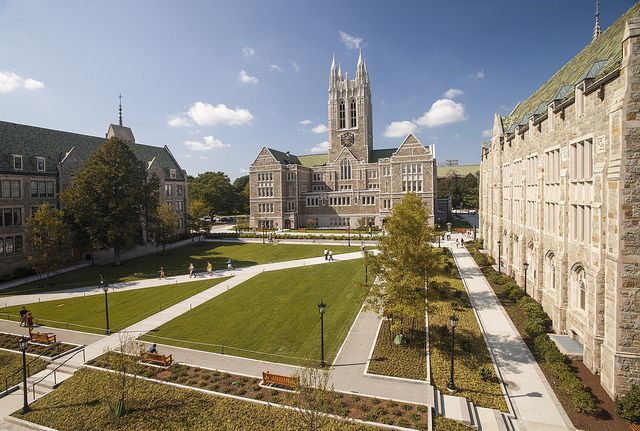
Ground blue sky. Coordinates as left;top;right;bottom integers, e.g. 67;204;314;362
0;0;635;179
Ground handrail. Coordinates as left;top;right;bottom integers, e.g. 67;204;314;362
31;346;85;400
3;341;67;394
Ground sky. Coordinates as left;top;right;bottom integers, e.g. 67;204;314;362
0;0;636;180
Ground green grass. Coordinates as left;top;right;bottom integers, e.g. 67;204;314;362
0;278;228;334
0;351;48;390
141;259;366;366
1;242;356;295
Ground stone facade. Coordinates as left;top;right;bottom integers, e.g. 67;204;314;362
249;54;436;230
0;120;188;277
479;10;640;398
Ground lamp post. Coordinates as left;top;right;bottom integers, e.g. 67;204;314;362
19;336;29;413
347;225;351;247
497;240;503;274
318;301;326;368
523;262;529;295
100;274;110;335
447;314;459;393
473;225;477;241
262;221;265;244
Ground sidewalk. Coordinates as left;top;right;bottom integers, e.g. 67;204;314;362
450;244;574;430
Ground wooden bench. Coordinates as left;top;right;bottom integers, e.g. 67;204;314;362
140;351;173;367
262;371;299;390
30;332;56;344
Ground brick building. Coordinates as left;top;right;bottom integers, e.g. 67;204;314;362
479;4;640;397
249;52;437;229
0;119;188;277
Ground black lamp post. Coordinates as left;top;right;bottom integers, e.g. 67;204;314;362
497;240;503;274
19;336;29;413
437;224;441;248
347;225;351;247
262;221;265;244
100;274;110;335
523;262;529;295
474;225;477;241
447;314;459;393
318;301;326;368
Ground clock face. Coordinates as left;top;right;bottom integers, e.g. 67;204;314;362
341;133;355;147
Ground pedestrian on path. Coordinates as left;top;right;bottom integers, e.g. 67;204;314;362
227;259;234;271
159;267;165;279
188;263;195;278
329;250;333;261
26;312;34;337
324;248;328;260
207;261;213;277
455;238;459;248
19;306;28;327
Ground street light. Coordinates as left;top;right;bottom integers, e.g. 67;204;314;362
447;314;459;393
100;274;110;335
523;262;529;295
318;301;326;368
19;336;29;414
262;221;265;244
473;225;477;241
497;240;503;274
347;225;351;247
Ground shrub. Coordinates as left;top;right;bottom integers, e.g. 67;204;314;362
508;286;525;302
616;385;640;424
479;365;495;382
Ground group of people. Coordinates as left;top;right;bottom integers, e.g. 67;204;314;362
158;259;236;280
455;237;466;248
19;306;34;335
323;249;334;261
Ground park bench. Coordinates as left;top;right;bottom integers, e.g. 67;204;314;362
140;351;173;367
262;371;299;390
30;332;56;344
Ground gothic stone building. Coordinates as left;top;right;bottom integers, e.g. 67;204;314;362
249;53;436;230
0;120;188;278
479;4;640;398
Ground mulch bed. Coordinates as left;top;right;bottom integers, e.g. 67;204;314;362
0;332;78;357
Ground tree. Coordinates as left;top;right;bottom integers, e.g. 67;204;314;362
364;193;442;338
286;367;342;431
187;199;211;244
188;171;237;218
460;172;479;209
24;203;71;282
60;137;157;265
233;175;250;214
99;334;142;417
151;202;179;254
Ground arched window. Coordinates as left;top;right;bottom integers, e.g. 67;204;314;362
340;159;351;180
545;251;555;291
572;265;586;310
339;100;346;129
350;99;357;128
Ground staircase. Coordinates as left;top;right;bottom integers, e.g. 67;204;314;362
432;387;518;431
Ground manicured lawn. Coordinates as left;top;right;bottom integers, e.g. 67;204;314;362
141;259;366;366
0;242;356;295
14;369;374;431
1;351;49;390
0;278;228;334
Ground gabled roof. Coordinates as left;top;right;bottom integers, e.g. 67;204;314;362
504;2;640;131
107;124;135;143
267;148;300;165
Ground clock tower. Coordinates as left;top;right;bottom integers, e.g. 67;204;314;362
328;50;373;162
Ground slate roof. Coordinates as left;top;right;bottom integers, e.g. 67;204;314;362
267;148;300;165
369;148;397;162
0;120;185;180
503;2;640;133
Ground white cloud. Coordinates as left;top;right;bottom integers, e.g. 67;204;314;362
184;135;231;152
482;129;492;138
199;156;209;160
383;121;417;138
291;60;300;73
469;70;485;80
339;30;363;49
311;123;328;134
184;154;192;158
269;64;284;73
242;46;255;57
0;71;45;93
310;141;330;154
239;167;249;173
237;70;258;85
443;88;463;99
416;99;466;128
298;119;312;125
169;101;253;127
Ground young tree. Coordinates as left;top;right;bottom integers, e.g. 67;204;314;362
60;137;156;265
286;367;342;431
24;203;71;282
364;193;442;338
151;202;179;254
99;334;142;417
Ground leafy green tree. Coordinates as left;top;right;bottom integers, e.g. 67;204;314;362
151;203;180;254
460;172;479;209
232;175;250;214
365;193;442;337
188;199;211;244
24;203;71;281
60;137;156;265
188;171;237;218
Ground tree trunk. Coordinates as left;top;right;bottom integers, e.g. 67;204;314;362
114;245;121;266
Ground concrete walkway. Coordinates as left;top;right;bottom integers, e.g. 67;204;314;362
450;244;574;431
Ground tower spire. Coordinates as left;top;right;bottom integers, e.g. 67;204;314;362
118;93;123;126
331;53;336;70
593;0;601;41
357;48;363;66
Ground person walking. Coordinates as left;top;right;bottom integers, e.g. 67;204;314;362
324;248;328;260
227;259;234;271
455;238;459;248
188;263;195;278
19;306;28;327
26;312;34;337
159;267;165;279
206;261;213;277
329;249;333;261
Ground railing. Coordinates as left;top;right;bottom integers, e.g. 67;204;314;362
2;341;67;395
31;346;85;400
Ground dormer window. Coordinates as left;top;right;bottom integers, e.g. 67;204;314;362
13;155;23;171
36;157;46;172
170;169;177;179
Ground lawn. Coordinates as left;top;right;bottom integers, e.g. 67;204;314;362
0;278;228;334
1;242;356;295
0;351;48;391
141;259;366;366
13;369;375;431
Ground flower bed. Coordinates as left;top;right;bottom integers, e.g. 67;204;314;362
0;351;48;390
433;415;474;430
88;352;429;429
0;332;78;357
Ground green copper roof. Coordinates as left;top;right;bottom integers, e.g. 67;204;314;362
504;2;640;132
437;164;480;178
370;148;396;162
297;153;328;167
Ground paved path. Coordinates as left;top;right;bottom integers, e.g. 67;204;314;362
450;243;574;431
